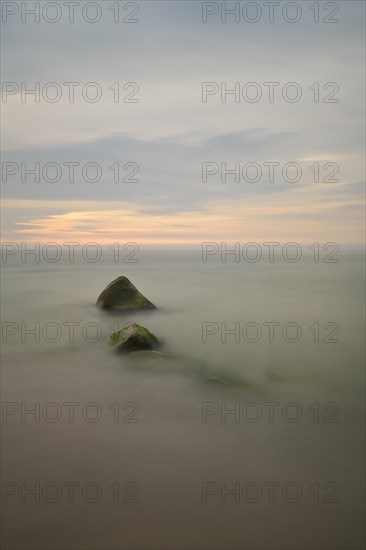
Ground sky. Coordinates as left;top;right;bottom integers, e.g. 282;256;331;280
1;0;365;247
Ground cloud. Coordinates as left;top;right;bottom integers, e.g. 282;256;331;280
3;183;363;245
1;1;364;244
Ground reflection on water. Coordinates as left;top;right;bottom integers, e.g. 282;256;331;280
1;252;365;549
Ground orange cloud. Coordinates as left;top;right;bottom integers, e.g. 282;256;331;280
3;191;364;245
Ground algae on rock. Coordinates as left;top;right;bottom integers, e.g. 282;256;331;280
111;323;159;353
97;276;156;311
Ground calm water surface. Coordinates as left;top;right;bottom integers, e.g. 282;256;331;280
1;251;365;549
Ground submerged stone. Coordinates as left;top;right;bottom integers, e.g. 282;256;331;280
126;350;211;378
124;350;246;388
127;350;182;368
205;377;231;387
96;276;156;311
111;323;159;353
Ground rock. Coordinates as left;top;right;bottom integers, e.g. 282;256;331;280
96;276;156;311
111;323;159;353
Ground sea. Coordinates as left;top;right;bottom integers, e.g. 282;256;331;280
1;249;365;550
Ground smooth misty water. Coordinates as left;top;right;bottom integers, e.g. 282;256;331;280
1;251;365;550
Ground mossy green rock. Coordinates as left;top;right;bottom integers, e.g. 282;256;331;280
111;323;159;353
97;276;156;311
